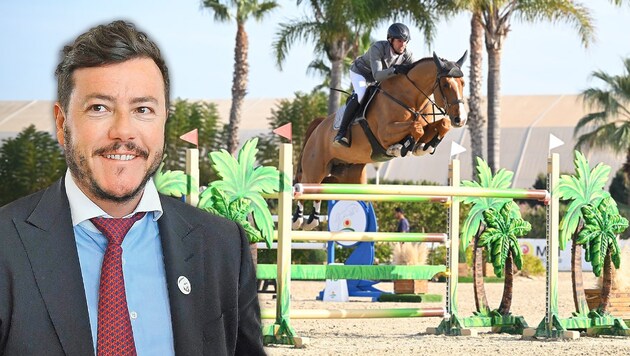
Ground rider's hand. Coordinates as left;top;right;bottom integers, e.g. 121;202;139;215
393;64;411;75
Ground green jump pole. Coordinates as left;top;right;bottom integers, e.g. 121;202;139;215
289;231;447;243
261;307;446;319
295;183;549;202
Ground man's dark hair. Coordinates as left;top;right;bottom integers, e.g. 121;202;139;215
55;20;170;112
395;207;404;214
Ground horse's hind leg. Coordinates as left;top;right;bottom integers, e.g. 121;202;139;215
302;200;322;231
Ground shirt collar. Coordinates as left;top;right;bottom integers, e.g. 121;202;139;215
64;170;163;226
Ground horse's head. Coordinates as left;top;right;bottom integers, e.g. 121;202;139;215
432;52;467;127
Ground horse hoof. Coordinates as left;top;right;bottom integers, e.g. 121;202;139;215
292;217;303;230
303;220;319;231
386;144;402;157
413;143;428;156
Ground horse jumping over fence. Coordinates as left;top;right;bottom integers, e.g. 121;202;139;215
293;52;468;230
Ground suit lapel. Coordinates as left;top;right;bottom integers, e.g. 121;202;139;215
158;196;204;354
15;179;94;355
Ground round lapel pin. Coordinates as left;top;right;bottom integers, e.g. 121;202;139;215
178;276;191;295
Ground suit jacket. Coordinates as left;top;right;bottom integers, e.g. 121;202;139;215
0;179;265;355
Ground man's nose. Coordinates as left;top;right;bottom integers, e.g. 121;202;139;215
109;111;137;141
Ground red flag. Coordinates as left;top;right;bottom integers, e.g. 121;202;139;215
273;123;292;142
179;129;198;147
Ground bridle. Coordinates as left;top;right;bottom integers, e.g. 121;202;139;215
375;70;463;125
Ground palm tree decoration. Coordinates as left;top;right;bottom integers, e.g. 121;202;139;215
556;150;611;315
273;0;436;116
198;138;282;248
153;158;190;198
578;197;628;314
575;58;630;205
438;0;594;173
478;201;531;315
202;0;279;154
460;156;513;314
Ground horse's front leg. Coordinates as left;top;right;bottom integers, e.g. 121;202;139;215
292;201;304;229
302;200;322;231
412;118;451;156
381;121;424;157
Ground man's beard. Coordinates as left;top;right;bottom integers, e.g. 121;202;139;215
63;126;163;204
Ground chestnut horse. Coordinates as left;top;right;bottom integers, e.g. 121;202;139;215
294;52;468;230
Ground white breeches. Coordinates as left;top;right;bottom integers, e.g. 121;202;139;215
349;70;368;102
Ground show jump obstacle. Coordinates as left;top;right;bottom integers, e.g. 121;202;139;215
257;143;628;347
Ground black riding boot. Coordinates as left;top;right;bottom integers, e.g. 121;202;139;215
333;94;360;147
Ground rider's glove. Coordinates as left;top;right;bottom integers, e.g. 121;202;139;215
393;64;411;75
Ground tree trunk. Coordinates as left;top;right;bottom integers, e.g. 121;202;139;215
473;234;489;313
327;48;345;116
599;248;614;313
486;45;502;174
571;227;589;315
326;38;351;116
624;148;630;206
467;11;486;180
498;250;514;315
227;22;249;154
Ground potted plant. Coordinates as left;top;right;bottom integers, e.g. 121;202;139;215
392;242;428;294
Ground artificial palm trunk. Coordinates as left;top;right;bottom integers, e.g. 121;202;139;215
249;242;258;267
571;231;589;315
497;252;514;315
599;249;614;313
227;22;249;154
473;235;489;312
467;11;486;179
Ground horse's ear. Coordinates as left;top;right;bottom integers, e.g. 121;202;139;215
456;51;468;68
433;52;445;72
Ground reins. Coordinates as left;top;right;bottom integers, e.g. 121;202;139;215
374;69;462;125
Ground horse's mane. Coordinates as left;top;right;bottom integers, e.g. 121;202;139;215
411;57;434;67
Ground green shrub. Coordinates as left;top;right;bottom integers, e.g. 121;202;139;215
519;253;545;277
427;245;447;266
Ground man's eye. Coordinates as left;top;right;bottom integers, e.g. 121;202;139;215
90;104;107;112
136;107;153;114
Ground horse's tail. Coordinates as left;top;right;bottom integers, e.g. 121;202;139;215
295;116;325;184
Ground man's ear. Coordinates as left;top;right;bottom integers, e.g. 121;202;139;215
54;103;66;146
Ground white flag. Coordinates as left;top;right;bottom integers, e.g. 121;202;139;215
450;142;466;157
549;134;564;151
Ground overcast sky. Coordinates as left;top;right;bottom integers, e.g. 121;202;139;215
1;0;628;101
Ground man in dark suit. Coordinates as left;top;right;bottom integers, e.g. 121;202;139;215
0;20;265;355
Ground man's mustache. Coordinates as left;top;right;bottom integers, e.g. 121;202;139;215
93;141;149;159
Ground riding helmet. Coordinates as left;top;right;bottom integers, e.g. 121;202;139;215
387;23;410;42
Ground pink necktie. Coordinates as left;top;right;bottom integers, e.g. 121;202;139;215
90;212;145;356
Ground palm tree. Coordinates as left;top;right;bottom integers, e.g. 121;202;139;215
273;0;437;116
556;150;611;316
441;0;594;173
478;200;530;315
435;1;486;177
575;58;630;205
198;138;283;249
460;156;513;314
202;0;279;154
467;11;485;176
578;197;628;314
482;0;594;173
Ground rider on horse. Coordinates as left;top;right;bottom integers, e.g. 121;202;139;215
333;23;416;147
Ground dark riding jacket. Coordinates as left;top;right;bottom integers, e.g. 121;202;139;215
350;40;414;83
